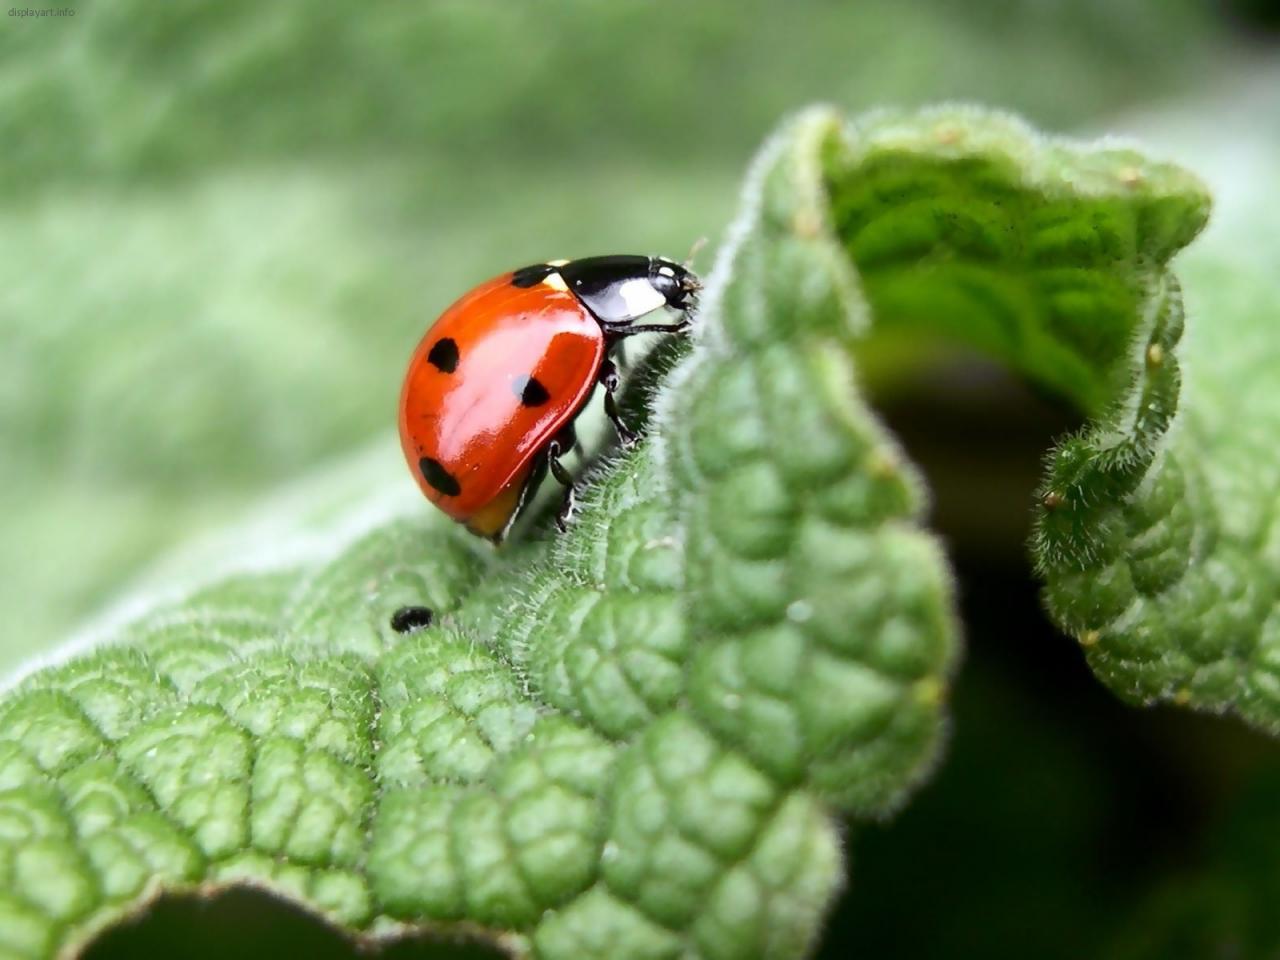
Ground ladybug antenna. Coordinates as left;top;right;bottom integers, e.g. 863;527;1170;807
683;236;708;270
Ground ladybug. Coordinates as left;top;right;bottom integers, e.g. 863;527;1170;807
399;254;700;542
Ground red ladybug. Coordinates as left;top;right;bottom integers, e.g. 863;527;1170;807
399;255;700;542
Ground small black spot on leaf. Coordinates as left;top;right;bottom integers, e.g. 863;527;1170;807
513;374;551;407
419;457;462;496
511;264;555;288
427;337;459;373
390;605;435;633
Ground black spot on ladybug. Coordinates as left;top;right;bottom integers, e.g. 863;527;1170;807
419;456;461;496
427;337;459;373
511;263;555;288
390;605;434;633
513;374;551;407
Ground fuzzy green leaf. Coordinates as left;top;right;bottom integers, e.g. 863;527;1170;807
0;105;1216;958
1030;134;1280;729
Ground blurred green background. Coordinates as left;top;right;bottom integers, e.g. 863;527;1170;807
5;1;1280;958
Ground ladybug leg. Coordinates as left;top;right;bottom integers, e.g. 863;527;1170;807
557;419;582;457
555;420;582;458
547;437;577;532
600;359;639;449
601;317;692;338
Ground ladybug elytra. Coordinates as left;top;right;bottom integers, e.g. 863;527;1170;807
398;255;700;542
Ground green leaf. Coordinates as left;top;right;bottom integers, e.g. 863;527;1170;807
1031;132;1280;730
0;104;1215;958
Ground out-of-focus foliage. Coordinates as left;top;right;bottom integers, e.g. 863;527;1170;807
0;0;1217;192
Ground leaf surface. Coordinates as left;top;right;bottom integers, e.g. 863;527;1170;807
0;106;1217;958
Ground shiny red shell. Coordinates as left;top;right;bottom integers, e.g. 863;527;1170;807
398;271;605;539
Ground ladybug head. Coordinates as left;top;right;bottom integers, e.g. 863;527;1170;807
648;257;700;313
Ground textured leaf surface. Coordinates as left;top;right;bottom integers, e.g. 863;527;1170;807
1031;132;1280;730
0;105;1217;958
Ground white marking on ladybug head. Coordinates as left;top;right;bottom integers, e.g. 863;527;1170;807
616;277;667;318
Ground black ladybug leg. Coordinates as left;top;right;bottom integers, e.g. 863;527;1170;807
601;316;692;339
599;359;638;448
547;438;576;531
555;421;579;458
